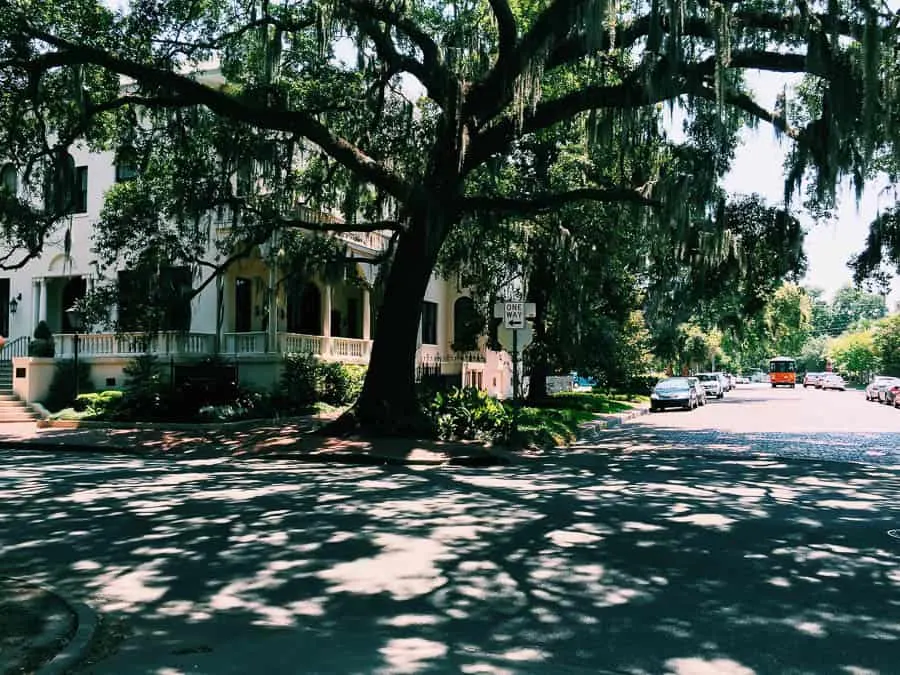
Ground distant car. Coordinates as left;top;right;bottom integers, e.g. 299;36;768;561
713;372;732;391
867;376;900;402
687;377;706;406
885;383;900;408
650;377;700;411
878;378;900;403
820;374;846;391
803;372;824;388
695;372;724;399
735;375;749;384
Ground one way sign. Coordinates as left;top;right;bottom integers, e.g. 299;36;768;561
494;301;536;329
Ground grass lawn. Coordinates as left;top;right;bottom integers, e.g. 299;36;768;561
508;391;648;448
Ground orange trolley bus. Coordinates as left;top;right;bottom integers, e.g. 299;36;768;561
769;356;796;388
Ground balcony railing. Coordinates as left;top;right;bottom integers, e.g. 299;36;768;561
445;349;487;363
329;336;372;360
223;332;268;354
279;332;323;355
47;330;374;362
337;229;392;251
55;332;215;357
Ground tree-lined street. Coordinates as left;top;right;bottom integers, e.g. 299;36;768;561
1;385;898;674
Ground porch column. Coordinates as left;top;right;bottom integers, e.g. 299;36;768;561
38;277;48;323
32;279;40;329
321;283;332;357
267;264;277;353
362;287;371;340
321;284;332;337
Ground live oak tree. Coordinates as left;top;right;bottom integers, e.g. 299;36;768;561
2;0;900;434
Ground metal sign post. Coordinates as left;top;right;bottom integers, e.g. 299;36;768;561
494;300;536;400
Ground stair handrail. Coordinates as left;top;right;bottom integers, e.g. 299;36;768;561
0;336;30;359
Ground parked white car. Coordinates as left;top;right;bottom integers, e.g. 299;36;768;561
695;372;724;398
820;374;847;391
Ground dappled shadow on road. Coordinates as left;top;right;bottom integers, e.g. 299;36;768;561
578;422;900;467
0;447;899;674
0;417;331;458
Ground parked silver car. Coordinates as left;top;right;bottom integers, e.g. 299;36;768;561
650;377;701;411
695;372;724;399
866;376;900;402
687;377;706;406
820;374;846;390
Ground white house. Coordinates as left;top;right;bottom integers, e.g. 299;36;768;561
0;146;515;406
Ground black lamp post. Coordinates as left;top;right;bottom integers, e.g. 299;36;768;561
65;304;83;398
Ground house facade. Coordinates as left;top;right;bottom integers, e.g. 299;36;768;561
1;146;515;405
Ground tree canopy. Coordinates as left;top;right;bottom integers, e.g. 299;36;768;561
3;0;900;431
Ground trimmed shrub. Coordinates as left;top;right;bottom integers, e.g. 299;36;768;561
426;387;512;442
318;361;367;406
73;390;124;417
279;353;320;410
29;320;55;357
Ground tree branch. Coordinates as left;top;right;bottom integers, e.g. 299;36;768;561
467;47;816;172
342;0;446;98
487;0;518;61
547;9;871;70
465;0;583;123
461;187;661;215
353;16;445;103
277;217;402;234
19;26;413;203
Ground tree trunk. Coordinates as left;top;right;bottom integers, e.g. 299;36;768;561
526;249;553;403
325;208;449;436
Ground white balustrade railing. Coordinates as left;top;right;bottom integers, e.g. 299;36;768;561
49;330;375;363
54;332;215;357
223;332;267;354
278;332;323;355
329;337;372;360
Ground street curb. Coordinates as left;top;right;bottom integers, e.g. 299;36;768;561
5;576;99;675
579;406;650;435
0;439;511;468
602;406;650;429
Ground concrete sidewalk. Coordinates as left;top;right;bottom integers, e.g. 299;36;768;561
0;415;513;467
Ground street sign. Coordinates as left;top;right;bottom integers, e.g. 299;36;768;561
493;301;536;328
504;302;525;328
497;327;533;354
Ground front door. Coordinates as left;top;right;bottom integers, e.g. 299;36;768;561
234;278;252;333
61;277;87;333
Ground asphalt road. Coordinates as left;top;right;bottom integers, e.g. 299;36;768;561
1;384;899;674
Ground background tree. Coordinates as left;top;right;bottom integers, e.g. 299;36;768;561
828;284;888;336
873;314;900;377
805;287;834;337
796;335;829;374
764;283;812;357
827;330;879;382
3;0;900;434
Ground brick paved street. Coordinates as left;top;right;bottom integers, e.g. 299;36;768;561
1;383;898;674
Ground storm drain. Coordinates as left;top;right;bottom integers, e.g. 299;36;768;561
889;529;900;540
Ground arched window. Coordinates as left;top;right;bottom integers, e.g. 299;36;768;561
452;296;482;352
0;164;16;196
